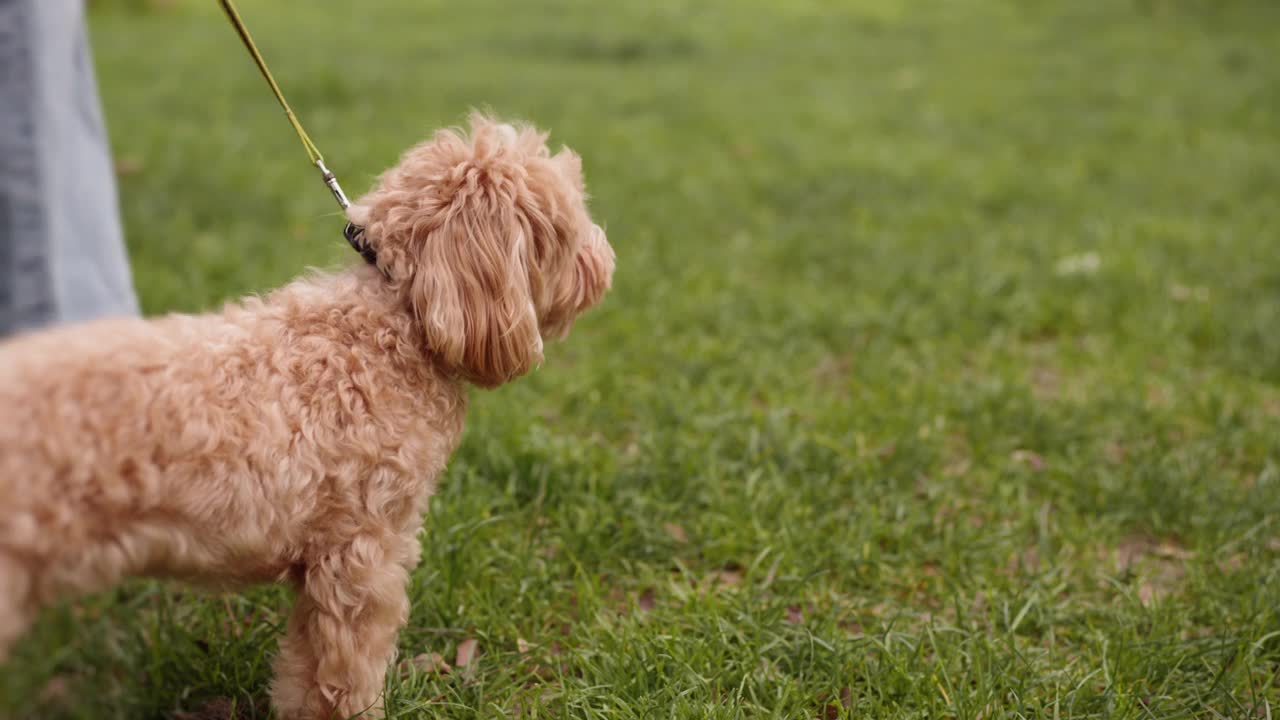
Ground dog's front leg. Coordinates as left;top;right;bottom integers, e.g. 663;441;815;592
0;553;34;661
270;534;414;720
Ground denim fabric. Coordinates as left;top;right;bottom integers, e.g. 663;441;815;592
0;0;138;337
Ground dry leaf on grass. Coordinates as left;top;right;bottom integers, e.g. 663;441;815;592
1153;542;1193;561
818;687;853;719
1010;449;1045;471
718;569;744;587
716;563;745;587
1217;553;1247;574
517;637;532;654
663;523;689;543
404;652;450;676
455;638;479;672
695;565;745;594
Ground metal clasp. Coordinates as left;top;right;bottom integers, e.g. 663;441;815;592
316;159;351;210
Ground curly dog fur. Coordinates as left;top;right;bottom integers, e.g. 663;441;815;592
0;115;614;719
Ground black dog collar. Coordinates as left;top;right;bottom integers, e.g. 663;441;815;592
344;222;381;269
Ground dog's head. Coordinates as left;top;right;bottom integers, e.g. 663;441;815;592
348;114;614;388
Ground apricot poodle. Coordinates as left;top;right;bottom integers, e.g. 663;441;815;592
0;115;614;719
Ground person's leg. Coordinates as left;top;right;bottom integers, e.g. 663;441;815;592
0;0;138;338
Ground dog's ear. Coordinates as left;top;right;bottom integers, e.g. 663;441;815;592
349;115;591;387
412;196;543;388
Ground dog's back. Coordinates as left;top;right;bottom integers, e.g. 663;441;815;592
0;274;466;660
0;315;177;656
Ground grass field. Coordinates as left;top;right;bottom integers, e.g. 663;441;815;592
4;0;1280;717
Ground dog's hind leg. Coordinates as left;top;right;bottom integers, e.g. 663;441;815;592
270;533;416;720
0;552;33;662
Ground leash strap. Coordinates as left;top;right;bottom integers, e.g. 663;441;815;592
216;0;324;166
216;0;380;270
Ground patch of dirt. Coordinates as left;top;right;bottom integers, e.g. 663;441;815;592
1111;535;1191;606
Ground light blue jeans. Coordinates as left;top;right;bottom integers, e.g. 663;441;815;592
0;0;138;337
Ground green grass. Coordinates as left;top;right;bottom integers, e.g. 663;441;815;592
4;0;1280;717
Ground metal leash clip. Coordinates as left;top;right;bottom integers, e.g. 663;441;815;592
316;160;380;271
317;159;350;210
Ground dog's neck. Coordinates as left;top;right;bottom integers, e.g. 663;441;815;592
344;223;383;274
261;267;431;372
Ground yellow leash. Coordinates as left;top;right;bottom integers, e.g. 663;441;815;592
215;0;351;211
215;0;384;270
